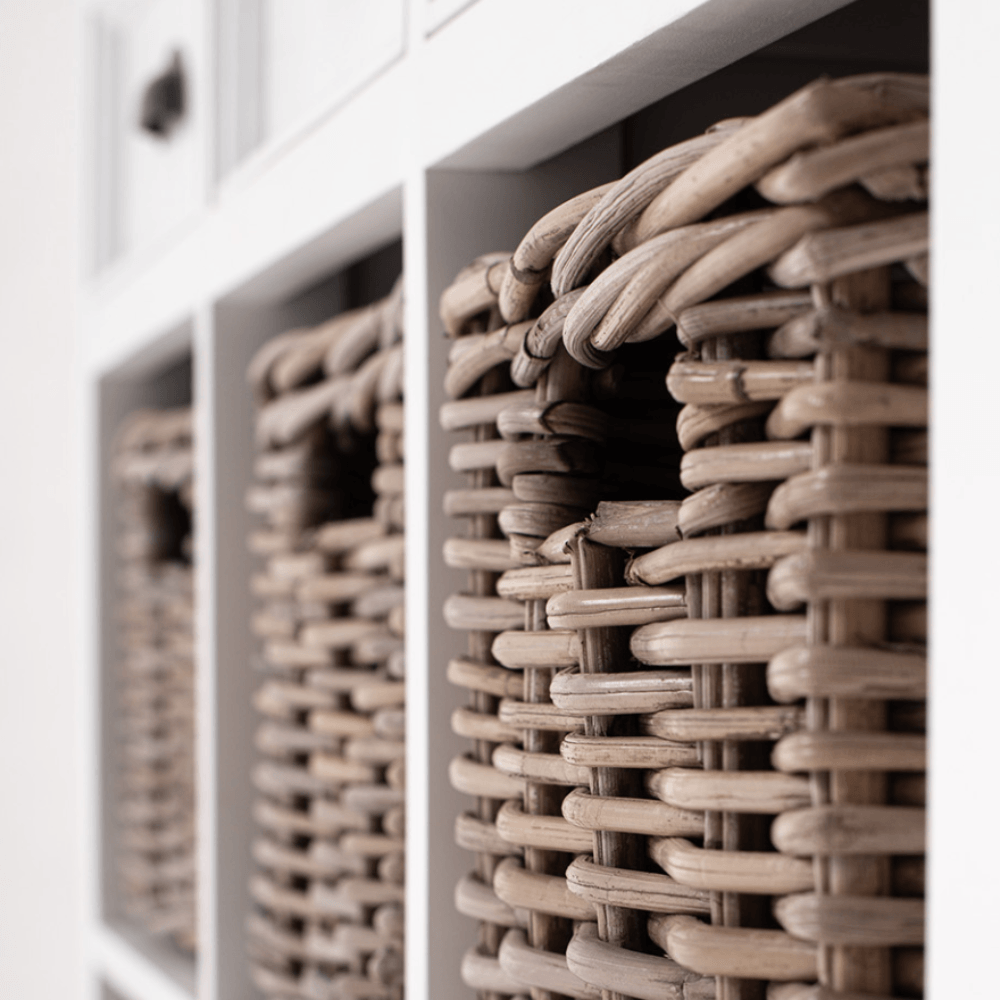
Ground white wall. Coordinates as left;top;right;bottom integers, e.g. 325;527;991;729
0;3;82;999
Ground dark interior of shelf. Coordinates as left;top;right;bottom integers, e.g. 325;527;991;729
623;0;929;169
279;237;404;327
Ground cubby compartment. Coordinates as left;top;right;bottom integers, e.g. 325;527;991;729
206;221;402;1000
245;255;405;1000
418;2;929;995
409;129;622;1000
98;328;197;996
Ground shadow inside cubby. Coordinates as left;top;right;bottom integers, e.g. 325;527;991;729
622;0;929;170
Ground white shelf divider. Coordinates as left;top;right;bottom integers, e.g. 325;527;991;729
928;2;1000;997
192;302;224;1000
197;296;274;1000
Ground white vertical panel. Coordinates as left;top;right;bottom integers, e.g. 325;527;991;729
930;1;1000;996
193;304;221;1000
0;13;79;997
203;300;282;1000
215;0;263;178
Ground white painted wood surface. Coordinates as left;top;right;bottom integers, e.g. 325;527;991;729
88;0;208;269
260;0;405;145
929;2;1000;998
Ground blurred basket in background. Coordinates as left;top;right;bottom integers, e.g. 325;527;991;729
246;280;407;1000
113;406;197;953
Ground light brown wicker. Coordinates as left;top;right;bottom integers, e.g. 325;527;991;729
247;279;406;1000
442;263;692;999
113;406;197;952
442;72;927;1000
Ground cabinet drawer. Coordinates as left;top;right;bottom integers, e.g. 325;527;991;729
220;0;406;175
93;0;203;268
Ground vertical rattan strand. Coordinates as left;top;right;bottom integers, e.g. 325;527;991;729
809;269;893;994
469;365;510;999
523;597;572;997
716;328;767;1000
571;534;643;1000
523;348;591;1000
694;336;725;976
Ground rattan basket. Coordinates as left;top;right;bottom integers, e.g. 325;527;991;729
113;406;197;952
246;279;406;1000
442;73;928;1000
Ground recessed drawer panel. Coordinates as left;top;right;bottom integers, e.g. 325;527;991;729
93;0;203;268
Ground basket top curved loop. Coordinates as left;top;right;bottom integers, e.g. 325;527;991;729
440;252;511;338
114;406;194;489
249;284;404;448
490;72;929;388
116;405;193;452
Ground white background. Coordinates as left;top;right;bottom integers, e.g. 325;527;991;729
0;3;82;1000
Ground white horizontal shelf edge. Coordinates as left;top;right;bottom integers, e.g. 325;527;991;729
81;0;854;371
82;57;407;374
418;0;851;170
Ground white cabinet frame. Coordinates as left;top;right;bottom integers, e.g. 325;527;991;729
77;2;997;999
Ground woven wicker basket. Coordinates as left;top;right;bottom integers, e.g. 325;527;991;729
442;72;928;1000
113;406;197;952
246;279;407;1000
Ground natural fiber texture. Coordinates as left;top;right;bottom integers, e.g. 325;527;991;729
441;231;691;1000
443;73;927;1000
247;280;406;1000
113;406;197;952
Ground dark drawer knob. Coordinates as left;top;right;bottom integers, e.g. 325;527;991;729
139;50;185;139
